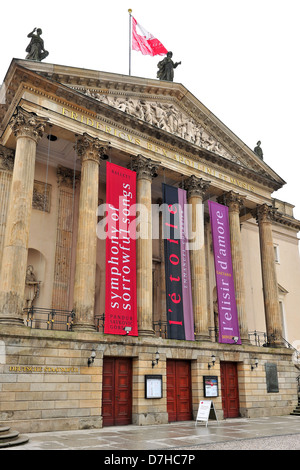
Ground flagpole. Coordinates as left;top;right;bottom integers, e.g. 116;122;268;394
128;8;132;76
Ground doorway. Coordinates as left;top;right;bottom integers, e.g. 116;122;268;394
102;357;132;426
167;360;192;422
220;362;240;418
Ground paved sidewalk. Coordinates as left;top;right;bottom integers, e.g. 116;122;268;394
4;415;300;451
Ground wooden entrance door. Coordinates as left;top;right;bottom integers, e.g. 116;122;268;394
167;360;192;422
220;362;240;418
102;357;132;426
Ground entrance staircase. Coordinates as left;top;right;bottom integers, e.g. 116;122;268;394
0;426;29;448
290;396;300;416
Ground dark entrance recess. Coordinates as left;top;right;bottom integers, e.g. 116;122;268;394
102;357;132;426
167;360;192;422
220;361;240;418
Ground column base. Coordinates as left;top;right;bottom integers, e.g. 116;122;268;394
195;333;210;342
0;316;25;327
241;336;251;345
138;328;155;337
72;323;96;333
268;340;285;348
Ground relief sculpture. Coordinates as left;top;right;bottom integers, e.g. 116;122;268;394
83;90;233;160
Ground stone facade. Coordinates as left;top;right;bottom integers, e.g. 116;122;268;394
0;59;299;433
0;326;296;432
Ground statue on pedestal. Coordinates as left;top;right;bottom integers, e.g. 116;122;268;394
25;28;49;61
24;265;40;310
157;52;181;82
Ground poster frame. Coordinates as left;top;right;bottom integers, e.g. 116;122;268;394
203;375;219;398
145;375;163;399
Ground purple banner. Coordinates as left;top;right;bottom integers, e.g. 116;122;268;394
178;188;195;341
208;201;241;344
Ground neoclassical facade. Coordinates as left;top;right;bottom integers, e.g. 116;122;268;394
0;59;299;432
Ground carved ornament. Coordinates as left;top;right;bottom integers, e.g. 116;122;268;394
255;204;277;224
183;175;210;199
80;92;234;160
0;145;15;171
76;133;111;164
219;191;246;213
131;154;160;181
57;165;80;189
9;107;47;143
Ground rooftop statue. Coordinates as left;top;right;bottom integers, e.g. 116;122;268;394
254;140;264;160
157;51;181;82
25;28;49;61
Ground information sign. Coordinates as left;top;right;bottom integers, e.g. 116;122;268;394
195;400;218;426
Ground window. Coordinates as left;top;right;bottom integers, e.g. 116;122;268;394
274;244;280;263
279;300;287;340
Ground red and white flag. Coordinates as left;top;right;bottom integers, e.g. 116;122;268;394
132;17;168;56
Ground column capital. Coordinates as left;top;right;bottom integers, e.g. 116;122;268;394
131;154;159;181
76;133;110;164
255;204;276;224
219;191;246;213
184;175;210;199
10;107;48;143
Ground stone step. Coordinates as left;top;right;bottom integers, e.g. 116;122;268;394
290;407;300;416
0;427;10;433
0;435;30;448
0;430;20;442
0;426;29;448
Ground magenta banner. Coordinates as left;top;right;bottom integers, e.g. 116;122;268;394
208;201;241;344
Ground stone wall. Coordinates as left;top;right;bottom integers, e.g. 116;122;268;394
0;326;298;433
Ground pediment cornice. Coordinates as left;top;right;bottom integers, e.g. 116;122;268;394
0;59;285;191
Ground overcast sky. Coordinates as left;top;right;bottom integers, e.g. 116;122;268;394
1;0;300;220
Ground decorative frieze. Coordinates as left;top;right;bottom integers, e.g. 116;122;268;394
79;92;235;160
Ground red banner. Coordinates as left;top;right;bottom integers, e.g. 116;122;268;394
104;162;138;336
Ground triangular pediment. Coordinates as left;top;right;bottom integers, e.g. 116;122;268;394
1;59;285;190
62;82;283;186
69;85;237;159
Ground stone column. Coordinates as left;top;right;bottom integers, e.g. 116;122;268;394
184;175;210;341
131;155;159;336
72;134;109;332
0;108;47;325
256;204;284;346
0;146;14;267
222;191;249;343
